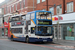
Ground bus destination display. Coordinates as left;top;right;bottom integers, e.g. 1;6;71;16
38;20;52;25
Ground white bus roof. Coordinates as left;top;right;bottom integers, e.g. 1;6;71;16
11;14;25;17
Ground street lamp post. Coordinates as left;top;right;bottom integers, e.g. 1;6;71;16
57;11;59;41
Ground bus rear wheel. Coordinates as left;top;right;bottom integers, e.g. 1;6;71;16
26;37;29;43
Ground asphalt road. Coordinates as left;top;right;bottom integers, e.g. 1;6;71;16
0;39;75;50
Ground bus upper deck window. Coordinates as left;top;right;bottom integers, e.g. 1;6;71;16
22;16;25;20
9;17;12;22
31;13;35;19
36;12;51;20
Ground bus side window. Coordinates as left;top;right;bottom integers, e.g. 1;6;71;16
9;17;12;22
31;27;35;34
26;14;30;21
31;13;35;19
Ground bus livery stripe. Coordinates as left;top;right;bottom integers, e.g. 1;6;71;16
31;19;36;26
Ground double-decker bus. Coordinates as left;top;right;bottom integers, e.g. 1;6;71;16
8;10;53;43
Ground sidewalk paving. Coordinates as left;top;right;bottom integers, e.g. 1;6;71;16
0;36;8;39
53;39;75;46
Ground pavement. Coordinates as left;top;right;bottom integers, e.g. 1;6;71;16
0;36;8;39
53;39;75;46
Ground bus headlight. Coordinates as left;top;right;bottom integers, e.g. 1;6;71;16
50;36;53;38
36;36;39;39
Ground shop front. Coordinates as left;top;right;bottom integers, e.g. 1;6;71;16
53;12;75;41
61;23;75;40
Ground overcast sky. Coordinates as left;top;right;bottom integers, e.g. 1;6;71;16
0;0;5;3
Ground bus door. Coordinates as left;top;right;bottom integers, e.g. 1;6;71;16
25;20;31;34
25;21;28;34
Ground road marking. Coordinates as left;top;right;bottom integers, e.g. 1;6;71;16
50;44;75;49
11;41;63;50
27;43;63;50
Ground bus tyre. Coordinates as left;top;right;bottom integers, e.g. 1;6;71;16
26;37;29;43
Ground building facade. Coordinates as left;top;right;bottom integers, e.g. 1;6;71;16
36;0;75;41
0;0;36;37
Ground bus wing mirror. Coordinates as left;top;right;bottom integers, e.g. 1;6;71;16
28;30;30;32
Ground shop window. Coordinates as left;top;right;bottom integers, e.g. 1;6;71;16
67;2;73;13
56;5;62;15
37;0;40;4
49;7;54;15
62;24;74;40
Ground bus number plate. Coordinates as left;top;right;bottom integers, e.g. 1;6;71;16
43;40;47;42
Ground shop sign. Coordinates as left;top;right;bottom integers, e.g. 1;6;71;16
52;16;63;21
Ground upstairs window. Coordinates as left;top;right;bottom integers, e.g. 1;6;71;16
56;5;62;15
20;1;22;9
12;5;14;12
16;3;17;10
49;7;54;15
10;6;11;13
42;0;45;2
37;0;40;4
23;0;25;8
67;2;73;13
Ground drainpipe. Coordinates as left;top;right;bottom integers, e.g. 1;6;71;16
33;0;34;11
46;0;48;11
63;0;65;14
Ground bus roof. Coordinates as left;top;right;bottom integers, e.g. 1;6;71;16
10;10;51;17
11;14;25;17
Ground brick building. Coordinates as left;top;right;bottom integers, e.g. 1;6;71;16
36;0;75;15
0;0;36;37
36;0;75;41
0;0;36;15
